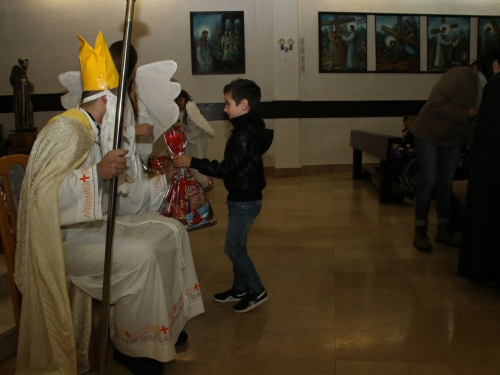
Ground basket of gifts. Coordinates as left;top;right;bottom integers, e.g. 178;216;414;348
157;125;217;231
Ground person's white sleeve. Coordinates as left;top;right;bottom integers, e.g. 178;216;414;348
116;174;168;215
136;99;154;160
58;165;103;225
186;101;215;136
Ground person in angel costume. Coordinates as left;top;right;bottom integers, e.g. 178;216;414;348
175;89;215;188
15;31;204;375
59;41;181;190
108;40;183;182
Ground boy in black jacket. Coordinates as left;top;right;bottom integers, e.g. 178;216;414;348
174;79;273;313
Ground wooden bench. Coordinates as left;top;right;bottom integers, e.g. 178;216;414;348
350;130;403;203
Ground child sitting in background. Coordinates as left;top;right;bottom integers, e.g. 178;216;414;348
397;115;418;194
398;115;416;152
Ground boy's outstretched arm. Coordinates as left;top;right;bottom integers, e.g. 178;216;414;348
173;155;192;168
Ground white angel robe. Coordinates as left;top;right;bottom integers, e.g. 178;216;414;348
117;96;158;182
134;98;156;168
62;108;204;362
109;95;150;183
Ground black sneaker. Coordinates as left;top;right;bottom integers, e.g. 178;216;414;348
233;288;268;313
213;286;247;303
113;347;164;375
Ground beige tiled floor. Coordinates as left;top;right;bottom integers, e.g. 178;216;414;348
2;172;500;374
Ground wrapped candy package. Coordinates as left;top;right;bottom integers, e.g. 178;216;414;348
158;125;218;231
150;155;171;174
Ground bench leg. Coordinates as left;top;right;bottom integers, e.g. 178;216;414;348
379;160;393;204
353;148;364;180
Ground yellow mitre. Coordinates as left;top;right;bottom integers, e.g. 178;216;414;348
77;31;119;91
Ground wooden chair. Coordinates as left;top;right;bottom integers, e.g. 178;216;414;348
0;154;99;371
0;154;27;330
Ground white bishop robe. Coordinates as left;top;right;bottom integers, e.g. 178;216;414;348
63;108;204;359
15;107;204;374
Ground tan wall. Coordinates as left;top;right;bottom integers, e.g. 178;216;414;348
1;0;498;168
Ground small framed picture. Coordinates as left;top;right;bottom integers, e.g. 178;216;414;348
375;15;420;72
477;17;500;58
318;12;368;73
190;11;245;75
427;16;470;72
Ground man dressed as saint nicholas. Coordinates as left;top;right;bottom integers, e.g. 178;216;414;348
15;31;204;375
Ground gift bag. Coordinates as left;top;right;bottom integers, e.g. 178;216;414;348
158;125;218;231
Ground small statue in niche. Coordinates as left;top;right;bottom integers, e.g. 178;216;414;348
10;57;35;131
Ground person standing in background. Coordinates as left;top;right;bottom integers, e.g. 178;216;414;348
109;41;155;181
175;89;215;188
410;59;486;252
458;47;500;285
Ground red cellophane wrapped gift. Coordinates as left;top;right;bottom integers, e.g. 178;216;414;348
150;155;171;174
158;125;217;231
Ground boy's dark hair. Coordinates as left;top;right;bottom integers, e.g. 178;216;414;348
223;79;261;112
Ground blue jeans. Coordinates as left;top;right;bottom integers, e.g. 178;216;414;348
415;136;461;226
225;200;263;293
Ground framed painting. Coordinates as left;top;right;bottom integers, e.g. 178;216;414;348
375;14;420;72
427;16;470;72
190;11;245;75
478;17;500;58
318;12;367;73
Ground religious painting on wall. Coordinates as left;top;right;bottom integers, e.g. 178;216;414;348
478;17;500;58
375;15;420;72
318;12;368;73
190;11;245;75
427;16;470;72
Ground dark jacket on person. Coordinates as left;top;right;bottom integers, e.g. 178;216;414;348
190;112;274;202
471;71;500;153
411;66;479;148
457;71;500;280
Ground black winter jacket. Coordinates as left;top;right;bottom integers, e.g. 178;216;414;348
190;112;274;202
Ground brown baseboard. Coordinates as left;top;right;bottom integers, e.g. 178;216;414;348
331;164;353;173
272;167;302;177
270;164;352;177
302;164;334;174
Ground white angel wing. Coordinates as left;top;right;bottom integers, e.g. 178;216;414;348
58;71;82;109
135;61;181;142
